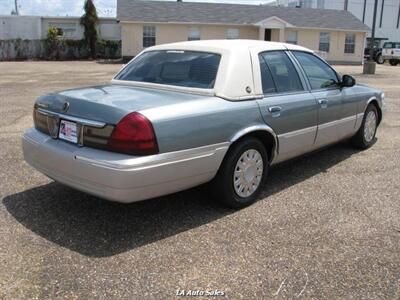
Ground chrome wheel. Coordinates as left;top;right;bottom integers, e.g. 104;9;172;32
377;55;384;64
233;149;263;198
364;110;377;143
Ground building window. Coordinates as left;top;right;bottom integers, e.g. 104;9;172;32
227;28;240;39
188;27;200;41
285;31;298;45
344;34;355;54
319;32;330;52
49;23;76;38
143;26;156;48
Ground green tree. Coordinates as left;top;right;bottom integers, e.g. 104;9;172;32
46;27;60;59
80;0;99;58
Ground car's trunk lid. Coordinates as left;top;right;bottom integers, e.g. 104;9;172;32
33;84;209;154
35;84;205;124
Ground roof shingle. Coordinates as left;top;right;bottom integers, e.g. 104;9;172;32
117;0;370;32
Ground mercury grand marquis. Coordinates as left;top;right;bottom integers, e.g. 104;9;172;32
22;40;384;208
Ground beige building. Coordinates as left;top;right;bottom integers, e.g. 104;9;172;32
117;0;370;64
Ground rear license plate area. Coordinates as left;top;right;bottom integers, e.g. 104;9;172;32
59;119;78;144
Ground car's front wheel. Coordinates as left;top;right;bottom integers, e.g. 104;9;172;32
213;138;268;208
389;59;399;66
351;104;378;149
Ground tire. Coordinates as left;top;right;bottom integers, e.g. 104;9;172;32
351;105;378;149
389;59;399;66
376;54;384;64
212;137;268;209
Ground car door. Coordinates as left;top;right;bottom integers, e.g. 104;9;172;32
291;51;355;146
382;42;392;59
255;50;318;163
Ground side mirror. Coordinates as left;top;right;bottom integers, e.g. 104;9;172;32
341;74;356;87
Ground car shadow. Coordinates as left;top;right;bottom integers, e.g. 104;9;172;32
3;142;361;257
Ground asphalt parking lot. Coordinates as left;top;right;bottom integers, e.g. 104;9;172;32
0;61;399;299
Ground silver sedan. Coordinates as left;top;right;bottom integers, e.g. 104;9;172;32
23;40;384;208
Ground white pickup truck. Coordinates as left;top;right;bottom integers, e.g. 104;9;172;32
382;42;400;66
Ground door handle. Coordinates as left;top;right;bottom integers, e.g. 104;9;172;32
268;106;282;113
318;99;328;108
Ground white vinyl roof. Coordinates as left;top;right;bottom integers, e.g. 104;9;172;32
149;39;312;54
112;40;313;101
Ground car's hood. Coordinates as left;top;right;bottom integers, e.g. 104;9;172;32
35;84;205;124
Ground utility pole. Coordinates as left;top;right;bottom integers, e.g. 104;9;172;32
369;0;379;61
14;0;19;15
364;0;379;74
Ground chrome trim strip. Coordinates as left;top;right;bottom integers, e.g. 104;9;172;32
37;108;106;128
278;125;317;138
37;102;50;108
75;142;230;171
318;115;357;130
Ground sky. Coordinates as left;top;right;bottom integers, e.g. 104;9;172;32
0;0;276;17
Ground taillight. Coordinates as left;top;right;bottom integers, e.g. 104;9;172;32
107;112;158;155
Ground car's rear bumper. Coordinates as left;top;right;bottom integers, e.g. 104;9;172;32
22;128;229;203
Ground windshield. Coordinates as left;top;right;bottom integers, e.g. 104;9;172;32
115;50;221;89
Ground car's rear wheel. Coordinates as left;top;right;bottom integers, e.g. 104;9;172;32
351;104;378;149
389;59;399;66
213;138;268;208
376;54;384;64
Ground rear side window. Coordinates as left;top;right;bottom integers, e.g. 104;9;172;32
259;54;276;94
115;50;221;89
259;51;303;93
293;51;339;90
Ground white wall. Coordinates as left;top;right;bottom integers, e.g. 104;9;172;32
0;16;41;39
0;16;120;41
41;18;84;40
323;0;400;41
41;17;121;40
98;23;121;40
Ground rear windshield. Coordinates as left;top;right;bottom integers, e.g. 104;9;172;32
115;50;221;89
